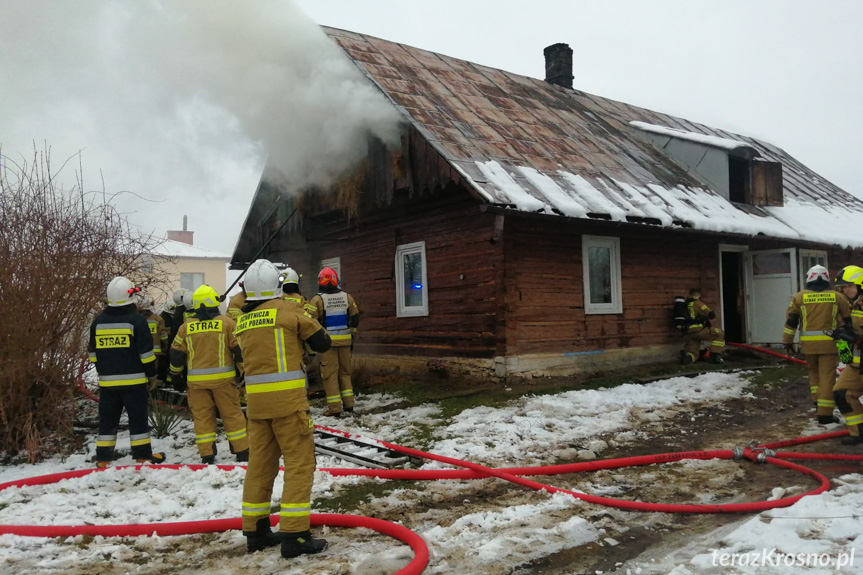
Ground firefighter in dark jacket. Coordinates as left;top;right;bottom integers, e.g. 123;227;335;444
169;285;250;464
308;267;360;417
783;265;851;424
160;300;175;346
137;294;169;383
169;288;188;344
235;259;331;559
681;288;725;365
832;265;863;443
88;277;166;468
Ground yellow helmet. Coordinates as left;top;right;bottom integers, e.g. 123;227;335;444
192;285;221;309
835;265;863;287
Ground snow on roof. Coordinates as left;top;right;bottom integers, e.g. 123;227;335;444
629;121;756;152
151;238;231;260
325;27;863;250
463;160;805;241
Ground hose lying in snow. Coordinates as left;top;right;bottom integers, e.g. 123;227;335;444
0;465;429;575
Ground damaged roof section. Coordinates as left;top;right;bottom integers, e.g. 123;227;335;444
324;27;863;249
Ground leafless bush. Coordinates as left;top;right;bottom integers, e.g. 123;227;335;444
0;146;164;461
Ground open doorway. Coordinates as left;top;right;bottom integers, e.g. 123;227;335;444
720;249;746;343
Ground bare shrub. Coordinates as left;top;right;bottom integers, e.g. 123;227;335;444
0;146;165;461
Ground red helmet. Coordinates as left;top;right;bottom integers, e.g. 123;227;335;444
318;267;339;287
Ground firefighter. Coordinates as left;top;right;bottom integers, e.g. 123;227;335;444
308;267;360;417
235;259;331;558
169;288;189;343
783;265;851;424
137;294;169;383
169;285;250;464
228;282;247;320
88;277;166;467
281;268;310;310
160;300;176;347
680;288;725;365
832;265;863;443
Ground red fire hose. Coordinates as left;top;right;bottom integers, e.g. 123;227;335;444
727;341;808;365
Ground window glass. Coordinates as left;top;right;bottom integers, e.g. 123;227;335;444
180;273;204;291
752;252;790;275
403;252;424;307
588;246;612;304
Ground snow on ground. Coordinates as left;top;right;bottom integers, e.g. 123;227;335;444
1;371;862;574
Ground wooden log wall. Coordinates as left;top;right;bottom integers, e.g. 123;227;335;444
503;215;725;356
302;184;504;358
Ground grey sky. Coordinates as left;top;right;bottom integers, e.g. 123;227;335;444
2;1;861;256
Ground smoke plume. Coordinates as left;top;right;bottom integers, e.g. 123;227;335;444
0;0;403;252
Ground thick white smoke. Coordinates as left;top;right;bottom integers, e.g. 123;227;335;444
0;0;403;252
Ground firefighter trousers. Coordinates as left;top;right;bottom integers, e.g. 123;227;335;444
96;384;153;461
187;382;249;457
682;326;725;363
806;353;839;417
834;365;863;436
320;346;354;414
241;411;316;533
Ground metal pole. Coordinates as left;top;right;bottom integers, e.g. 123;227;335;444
222;206;299;301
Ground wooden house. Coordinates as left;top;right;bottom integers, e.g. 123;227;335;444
231;28;863;380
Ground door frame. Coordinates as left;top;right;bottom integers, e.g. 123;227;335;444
718;244;748;342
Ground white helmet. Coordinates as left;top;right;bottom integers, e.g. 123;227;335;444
182;290;194;309
136;293;154;311
107;276;139;307
162;301;177;314
244;259;282;301
806;265;830;285
282;267;300;285
173;288;188;306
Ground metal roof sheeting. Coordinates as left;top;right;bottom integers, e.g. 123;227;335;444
324;27;863;249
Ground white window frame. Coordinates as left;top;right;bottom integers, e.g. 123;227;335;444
395;241;428;317
180;272;204;292
321;257;341;283
582;235;622;314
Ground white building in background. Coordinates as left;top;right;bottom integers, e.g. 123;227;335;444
147;220;231;308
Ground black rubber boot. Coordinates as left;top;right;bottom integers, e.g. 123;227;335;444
841;434;863;445
235;449;249;463
201;442;218;464
817;415;841;425
709;353;724;365
680;350;693;365
280;530;328;559
245;518;280;552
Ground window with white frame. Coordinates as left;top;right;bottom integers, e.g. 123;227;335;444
395;241;428;317
321;257;341;283
582;235;622;314
180;272;204;292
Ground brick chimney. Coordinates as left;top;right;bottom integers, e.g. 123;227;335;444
544;43;573;89
167;215;194;245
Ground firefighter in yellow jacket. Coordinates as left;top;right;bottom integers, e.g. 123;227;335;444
681;288;725;365
832;265;863;443
783;265;851;424
228;283;247;320
169;285;250;464
235;259;331;558
137;294;169;382
308;267;360;417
